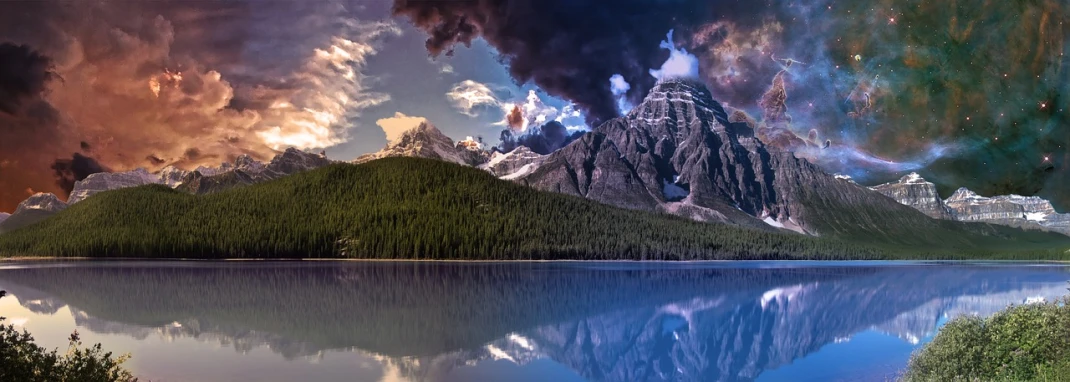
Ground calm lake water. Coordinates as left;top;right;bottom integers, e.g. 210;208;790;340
0;261;1067;382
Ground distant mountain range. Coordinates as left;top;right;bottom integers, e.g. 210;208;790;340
0;148;331;234
0;79;1068;257
871;173;1070;236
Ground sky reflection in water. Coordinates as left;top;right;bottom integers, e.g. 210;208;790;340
0;261;1067;382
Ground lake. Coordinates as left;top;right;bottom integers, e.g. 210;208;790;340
0;261;1067;382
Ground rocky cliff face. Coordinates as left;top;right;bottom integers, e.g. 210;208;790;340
483;146;546;179
518;79;943;237
68;168;163;204
944;188;1070;235
870;173;955;220
354;123;487;167
869;172;1070;236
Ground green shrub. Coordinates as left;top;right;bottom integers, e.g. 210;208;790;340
903;292;1070;382
0;291;137;382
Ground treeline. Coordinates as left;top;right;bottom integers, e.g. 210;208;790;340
0;158;887;260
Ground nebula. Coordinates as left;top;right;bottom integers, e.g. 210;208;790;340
398;0;1070;209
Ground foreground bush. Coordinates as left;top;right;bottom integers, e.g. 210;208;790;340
903;293;1070;382
0;291;137;382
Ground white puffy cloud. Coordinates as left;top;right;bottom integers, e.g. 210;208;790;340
375;112;429;142
446;80;506;116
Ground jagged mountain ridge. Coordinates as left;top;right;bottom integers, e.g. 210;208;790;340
177;148;333;194
871;173;1070;236
514;79;995;242
0;148;333;234
354;122;488;167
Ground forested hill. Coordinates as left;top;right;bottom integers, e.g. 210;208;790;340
0;158;1066;260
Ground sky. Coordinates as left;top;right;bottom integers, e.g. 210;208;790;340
0;0;1067;213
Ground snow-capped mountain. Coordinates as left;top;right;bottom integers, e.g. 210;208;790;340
354;122;488;166
177;148;333;194
0;148;333;234
514;78;952;236
14;193;68;214
68;168;163;204
483;146;546;179
869;173;955;220
158;166;190;187
0;193;69;234
871;173;1070;236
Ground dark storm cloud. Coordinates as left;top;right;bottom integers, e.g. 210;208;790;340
500;120;584;155
0;43;56;115
51;153;109;195
393;0;752;127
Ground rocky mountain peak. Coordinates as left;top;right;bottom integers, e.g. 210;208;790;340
484;146;546;178
157;166;190;187
899;172;929;184
869;173;954;220
14;193;68;214
0;212;10;224
945;187;983;203
518;79;933;236
68;168;162;205
355;122;487;166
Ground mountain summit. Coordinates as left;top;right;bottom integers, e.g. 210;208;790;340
517;79;1018;244
355;122;488;166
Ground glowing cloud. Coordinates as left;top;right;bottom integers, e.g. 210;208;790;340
609;74;632;114
649;30;699;82
446;80;505;117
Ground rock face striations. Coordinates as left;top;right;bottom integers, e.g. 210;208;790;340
354;122;487;167
871;174;1070;236
517;79;943;237
869;173;955;220
483;146;546;179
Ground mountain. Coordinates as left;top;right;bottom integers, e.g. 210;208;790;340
0;193;68;234
0;213;8;225
354;122;488;167
0;157;893;259
515;79;1047;248
483;146;546;179
869;173;955;220
68;168;163;204
176;148;332;194
870;173;1070;236
0;148;332;236
157;166;189;187
944;188;1070;235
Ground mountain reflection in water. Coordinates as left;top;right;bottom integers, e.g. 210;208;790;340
0;261;1067;382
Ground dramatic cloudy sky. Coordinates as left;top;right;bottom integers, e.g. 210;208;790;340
0;0;1067;213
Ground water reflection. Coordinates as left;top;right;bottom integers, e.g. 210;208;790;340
0;261;1067;382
